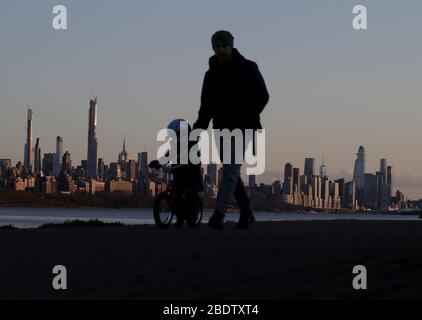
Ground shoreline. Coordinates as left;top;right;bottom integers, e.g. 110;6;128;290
1;208;422;230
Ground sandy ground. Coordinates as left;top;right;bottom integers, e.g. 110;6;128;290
1;220;422;300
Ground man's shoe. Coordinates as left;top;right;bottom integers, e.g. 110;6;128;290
237;208;256;229
208;209;225;229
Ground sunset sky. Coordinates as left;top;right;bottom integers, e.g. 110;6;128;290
1;0;421;198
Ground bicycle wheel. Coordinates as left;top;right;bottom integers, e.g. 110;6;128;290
153;192;174;228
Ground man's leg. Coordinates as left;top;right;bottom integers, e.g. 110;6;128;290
233;177;251;210
209;134;254;228
234;176;255;228
215;163;242;214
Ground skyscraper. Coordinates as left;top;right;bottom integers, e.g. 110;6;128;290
62;151;72;173
312;175;322;207
380;159;387;184
304;158;315;183
292;168;301;194
387;166;393;197
344;181;356;210
34;137;41;175
283;163;293;195
53;136;63;176
127;159;137;182
248;174;256;187
118;136;128;163
42;153;55;175
321;176;330;208
353;146;366;190
319;155;327;178
363;173;377;209
87;98;98;179
24;108;33;171
97;158;105;179
335;178;345;208
137;152;148;177
376;159;390;209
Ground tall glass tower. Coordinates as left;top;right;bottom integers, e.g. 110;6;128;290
304;158;315;182
319;154;327;178
24;107;33;171
87;98;98;179
53;136;63;176
353;146;366;189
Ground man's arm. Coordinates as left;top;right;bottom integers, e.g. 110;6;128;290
250;62;269;114
193;72;213;130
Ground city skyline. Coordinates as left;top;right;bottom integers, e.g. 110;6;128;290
1;1;421;197
0;97;413;214
0;101;418;199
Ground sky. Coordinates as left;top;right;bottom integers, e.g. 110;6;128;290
1;0;422;198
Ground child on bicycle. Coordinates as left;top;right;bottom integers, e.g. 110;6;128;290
149;119;204;227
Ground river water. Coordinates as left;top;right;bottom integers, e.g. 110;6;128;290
0;207;420;229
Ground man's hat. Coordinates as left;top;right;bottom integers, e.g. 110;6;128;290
211;30;234;48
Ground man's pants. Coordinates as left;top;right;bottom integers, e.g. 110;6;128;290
215;136;251;214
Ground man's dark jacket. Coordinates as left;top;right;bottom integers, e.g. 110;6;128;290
193;48;269;131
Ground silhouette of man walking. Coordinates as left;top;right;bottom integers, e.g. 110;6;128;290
193;30;269;229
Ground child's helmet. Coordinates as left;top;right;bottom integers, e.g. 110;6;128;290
167;119;191;133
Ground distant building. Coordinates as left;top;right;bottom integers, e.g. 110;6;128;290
272;180;282;198
34;138;41;175
42;153;55;176
58;173;74;194
24;108;33;172
376;171;390;210
53;136;63;176
39;176;57;194
89;180;105;194
321;176;330;208
304;158;315;183
109;162;121;180
312;175;322;208
107;180;133;193
387;166;393;197
330;181;341;209
335;178;345;208
0;159;11;169
62;151;72;173
87;98;98;179
292;168;301;205
293;168;301;193
319;154;327;178
0;159;12;187
353;146;366;190
380;159;387;184
363;173;377;210
376;159;391;210
283;163;293;195
126;160;137;182
248;174;256;187
97;158;105;179
118;137;128;163
344;181;356;210
13;177;35;191
137;152;148;177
